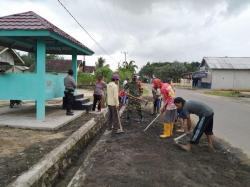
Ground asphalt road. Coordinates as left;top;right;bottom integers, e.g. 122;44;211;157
176;88;250;158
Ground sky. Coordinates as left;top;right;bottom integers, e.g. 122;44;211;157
1;0;250;70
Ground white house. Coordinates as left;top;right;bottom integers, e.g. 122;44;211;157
0;46;28;73
195;57;250;90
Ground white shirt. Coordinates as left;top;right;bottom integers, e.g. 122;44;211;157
123;80;128;87
107;81;119;107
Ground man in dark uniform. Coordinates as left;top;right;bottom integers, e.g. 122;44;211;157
64;69;76;115
125;74;143;123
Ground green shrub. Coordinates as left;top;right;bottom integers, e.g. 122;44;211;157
118;68;133;82
77;72;95;85
95;66;113;82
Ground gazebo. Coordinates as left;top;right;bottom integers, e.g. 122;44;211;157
0;11;94;120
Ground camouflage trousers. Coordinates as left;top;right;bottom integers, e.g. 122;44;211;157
126;99;143;120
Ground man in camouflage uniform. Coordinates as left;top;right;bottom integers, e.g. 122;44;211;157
125;74;143;123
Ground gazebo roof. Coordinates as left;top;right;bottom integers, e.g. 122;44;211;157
0;11;94;55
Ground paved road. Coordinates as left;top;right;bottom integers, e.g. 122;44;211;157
176;88;250;157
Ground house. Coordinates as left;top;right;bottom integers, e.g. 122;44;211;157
194;57;250;90
82;65;95;74
46;59;83;73
0;46;28;72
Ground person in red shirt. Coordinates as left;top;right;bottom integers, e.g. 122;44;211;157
153;78;177;138
119;89;127;106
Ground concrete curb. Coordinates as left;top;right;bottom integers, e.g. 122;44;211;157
8;108;112;187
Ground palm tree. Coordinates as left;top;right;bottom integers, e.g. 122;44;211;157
96;57;106;68
123;60;138;73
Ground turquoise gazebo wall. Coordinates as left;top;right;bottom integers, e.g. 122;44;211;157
0;73;65;100
45;73;65;99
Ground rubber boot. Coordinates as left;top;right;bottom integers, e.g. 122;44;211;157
170;123;174;136
160;123;171;138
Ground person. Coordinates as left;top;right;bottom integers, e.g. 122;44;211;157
125;74;143;123
119;89;127;106
64;69;76;115
9;100;22;108
155;78;177;138
123;77;129;88
107;74;123;134
152;81;161;115
92;76;106;112
174;97;214;152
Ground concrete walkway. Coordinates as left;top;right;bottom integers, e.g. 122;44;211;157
176;88;250;158
0;103;84;130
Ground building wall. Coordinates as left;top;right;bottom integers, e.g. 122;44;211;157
211;70;250;89
0;73;65;100
201;71;212;83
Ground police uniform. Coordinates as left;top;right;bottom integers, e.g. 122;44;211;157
64;74;76;115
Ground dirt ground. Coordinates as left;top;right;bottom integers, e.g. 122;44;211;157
0;113;94;187
81;108;250;187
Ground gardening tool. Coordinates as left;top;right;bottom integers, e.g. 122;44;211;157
174;133;188;143
127;94;149;106
143;114;161;132
116;108;124;133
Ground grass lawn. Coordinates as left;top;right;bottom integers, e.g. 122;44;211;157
204;90;240;97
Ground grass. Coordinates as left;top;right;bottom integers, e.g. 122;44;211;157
204;90;240;97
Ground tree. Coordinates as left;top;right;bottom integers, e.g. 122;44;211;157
139;61;200;83
122;60;138;73
20;52;35;67
96;57;106;69
118;67;133;82
95;65;113;82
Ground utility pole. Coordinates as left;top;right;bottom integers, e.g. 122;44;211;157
118;61;120;69
121;51;128;62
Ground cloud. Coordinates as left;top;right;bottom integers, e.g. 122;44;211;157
1;0;250;70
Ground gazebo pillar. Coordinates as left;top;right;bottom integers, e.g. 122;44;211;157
72;52;78;84
36;39;46;120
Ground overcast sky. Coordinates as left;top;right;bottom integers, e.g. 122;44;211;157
1;0;250;70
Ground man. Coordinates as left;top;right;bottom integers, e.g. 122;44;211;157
107;74;123;134
125;74;143;123
174;97;214;151
64;69;76;115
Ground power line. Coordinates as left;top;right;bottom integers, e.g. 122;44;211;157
57;0;115;62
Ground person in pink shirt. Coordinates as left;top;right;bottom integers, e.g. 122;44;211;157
92;76;106;112
153;78;177;138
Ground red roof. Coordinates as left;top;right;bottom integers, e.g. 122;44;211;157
83;66;95;73
0;11;94;54
46;59;82;73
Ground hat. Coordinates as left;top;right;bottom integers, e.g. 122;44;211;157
112;74;120;80
152;78;162;88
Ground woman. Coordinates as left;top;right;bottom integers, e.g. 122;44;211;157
153;78;176;138
92;76;106;112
